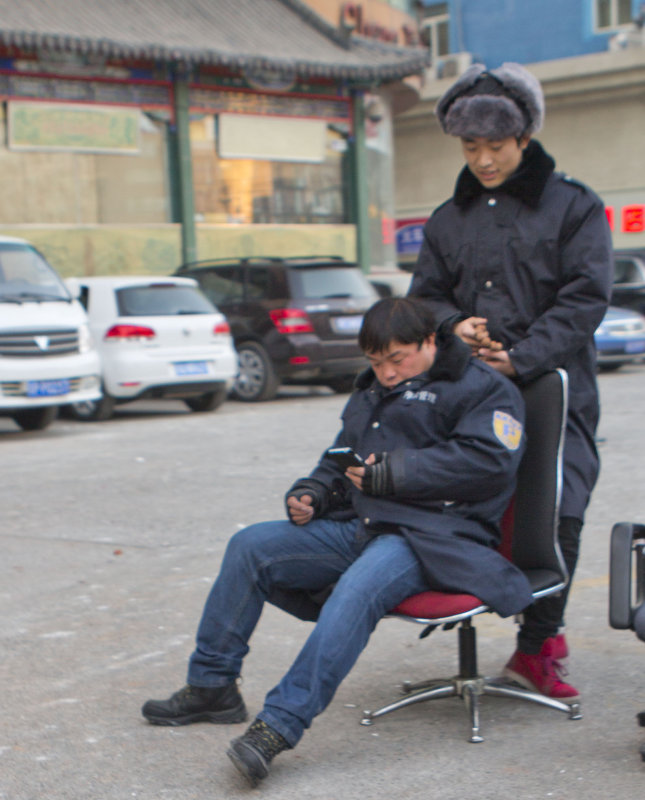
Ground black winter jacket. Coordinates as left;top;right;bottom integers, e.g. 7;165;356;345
284;334;533;617
409;141;613;520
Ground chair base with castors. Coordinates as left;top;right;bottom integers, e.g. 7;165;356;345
361;617;581;743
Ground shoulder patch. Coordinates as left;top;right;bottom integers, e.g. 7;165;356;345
492;410;523;451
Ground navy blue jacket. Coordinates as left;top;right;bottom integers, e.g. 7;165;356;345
284;334;533;617
409;141;613;520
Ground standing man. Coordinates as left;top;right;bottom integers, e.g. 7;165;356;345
409;62;613;702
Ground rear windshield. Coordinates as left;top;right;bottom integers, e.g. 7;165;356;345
289;267;378;300
0;243;70;302
116;284;216;316
614;258;644;285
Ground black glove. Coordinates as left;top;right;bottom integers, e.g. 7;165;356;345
361;453;394;496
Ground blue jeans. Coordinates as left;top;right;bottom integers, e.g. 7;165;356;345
187;517;428;747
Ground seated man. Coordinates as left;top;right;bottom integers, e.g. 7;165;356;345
142;296;532;787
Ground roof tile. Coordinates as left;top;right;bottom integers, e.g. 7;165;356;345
0;0;429;82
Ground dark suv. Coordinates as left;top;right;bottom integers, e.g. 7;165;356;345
612;249;645;315
174;256;379;401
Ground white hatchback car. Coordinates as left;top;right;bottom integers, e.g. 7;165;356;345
65;276;238;420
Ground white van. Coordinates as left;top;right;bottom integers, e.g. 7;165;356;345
0;235;101;430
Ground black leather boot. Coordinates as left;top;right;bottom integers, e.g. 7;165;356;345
227;718;290;786
141;683;247;726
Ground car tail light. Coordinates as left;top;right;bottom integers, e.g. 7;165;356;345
269;308;314;334
214;321;231;335
105;324;156;340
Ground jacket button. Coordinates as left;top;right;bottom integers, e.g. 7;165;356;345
484;280;493;289
372;421;380;428
364;517;370;525
488;197;497;206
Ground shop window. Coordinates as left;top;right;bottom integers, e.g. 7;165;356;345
0;105;171;225
595;0;633;29
419;2;450;59
190;115;347;225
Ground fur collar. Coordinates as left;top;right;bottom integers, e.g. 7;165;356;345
453;139;555;209
426;329;471;381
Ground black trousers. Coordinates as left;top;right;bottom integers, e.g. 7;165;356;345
517;516;583;654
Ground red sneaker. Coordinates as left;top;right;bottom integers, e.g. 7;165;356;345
551;633;569;660
503;638;579;702
549;633;572;681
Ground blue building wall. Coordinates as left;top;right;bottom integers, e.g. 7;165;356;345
432;0;642;66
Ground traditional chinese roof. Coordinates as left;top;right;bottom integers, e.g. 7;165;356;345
0;0;429;84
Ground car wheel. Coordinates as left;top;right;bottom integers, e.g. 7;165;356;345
184;385;227;412
327;375;357;394
68;392;116;421
233;342;280;402
12;406;58;431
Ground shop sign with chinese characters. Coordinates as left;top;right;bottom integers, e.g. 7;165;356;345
607;205;645;234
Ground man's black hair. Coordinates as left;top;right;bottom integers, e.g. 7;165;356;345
358;296;436;354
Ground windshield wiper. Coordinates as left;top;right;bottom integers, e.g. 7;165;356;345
0;295;25;303
8;291;70;303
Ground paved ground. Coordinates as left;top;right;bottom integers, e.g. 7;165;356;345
1;367;644;800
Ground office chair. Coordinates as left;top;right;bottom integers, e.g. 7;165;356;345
609;521;645;761
361;369;582;742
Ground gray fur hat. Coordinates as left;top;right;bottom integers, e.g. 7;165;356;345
436;62;544;139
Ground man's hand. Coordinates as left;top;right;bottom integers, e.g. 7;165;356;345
454;317;503;353
286;493;315;526
345;453;375;491
477;348;517;377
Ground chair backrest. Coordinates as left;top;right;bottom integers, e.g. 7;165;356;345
505;369;569;591
609;521;645;640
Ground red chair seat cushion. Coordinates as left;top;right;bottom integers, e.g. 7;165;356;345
391;499;516;620
392;590;485;619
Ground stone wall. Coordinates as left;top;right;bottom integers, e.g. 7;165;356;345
0;223;357;277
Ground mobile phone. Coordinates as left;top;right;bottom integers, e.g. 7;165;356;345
325;447;365;470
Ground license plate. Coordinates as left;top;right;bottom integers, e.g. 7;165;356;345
331;315;363;334
625;340;645;353
26;379;71;397
174;361;209;376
